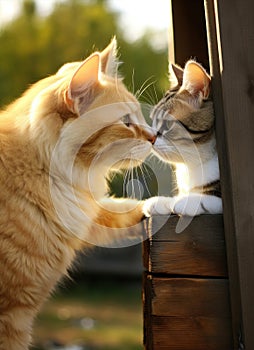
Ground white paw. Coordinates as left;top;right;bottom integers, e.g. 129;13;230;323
173;194;223;216
143;196;175;217
173;195;204;216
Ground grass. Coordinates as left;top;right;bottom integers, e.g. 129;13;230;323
32;277;143;350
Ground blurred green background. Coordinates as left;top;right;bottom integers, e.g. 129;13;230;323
0;1;170;349
33;277;143;350
0;0;168;108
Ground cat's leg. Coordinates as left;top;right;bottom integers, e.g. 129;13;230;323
90;197;145;244
96;197;144;228
0;313;32;350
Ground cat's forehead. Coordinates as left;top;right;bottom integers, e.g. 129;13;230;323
164;87;179;100
154;91;191;119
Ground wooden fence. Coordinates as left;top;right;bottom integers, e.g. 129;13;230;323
143;1;254;349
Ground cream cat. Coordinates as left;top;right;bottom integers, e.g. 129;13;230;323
0;39;156;350
143;60;222;218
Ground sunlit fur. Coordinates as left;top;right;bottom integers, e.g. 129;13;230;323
0;39;155;350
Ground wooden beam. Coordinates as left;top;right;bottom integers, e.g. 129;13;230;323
144;215;228;277
205;0;254;349
169;0;209;69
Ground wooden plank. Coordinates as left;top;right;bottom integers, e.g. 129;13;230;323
151;278;231;318
144;215;228;277
144;276;233;350
205;1;254;348
143;273;153;348
150;315;233;350
149;215;224;241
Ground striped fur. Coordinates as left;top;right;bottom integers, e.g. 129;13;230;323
0;39;155;350
145;60;222;217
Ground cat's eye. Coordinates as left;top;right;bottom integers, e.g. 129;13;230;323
122;113;131;127
164;90;177;101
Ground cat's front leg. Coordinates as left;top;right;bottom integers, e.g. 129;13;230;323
172;193;222;216
143;194;222;217
143;196;175;217
0;321;32;350
91;197;145;245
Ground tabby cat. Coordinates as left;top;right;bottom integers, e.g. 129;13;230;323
143;60;222;217
0;39;156;350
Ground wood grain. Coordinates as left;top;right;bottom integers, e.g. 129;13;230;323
150;278;231;318
143;215;233;349
150;316;233;350
143;276;233;349
205;1;254;348
144;215;228;277
170;0;209;69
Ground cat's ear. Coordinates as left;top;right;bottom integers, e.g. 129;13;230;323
100;37;118;77
65;53;100;112
169;63;184;87
181;60;211;99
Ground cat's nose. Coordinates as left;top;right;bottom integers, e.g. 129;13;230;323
148;134;157;144
144;126;157;144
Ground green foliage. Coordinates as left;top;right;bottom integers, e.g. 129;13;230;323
0;0;168;108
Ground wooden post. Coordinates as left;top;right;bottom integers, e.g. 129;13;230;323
143;216;233;349
169;0;209;69
205;1;254;349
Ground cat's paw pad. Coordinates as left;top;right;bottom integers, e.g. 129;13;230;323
143;196;175;217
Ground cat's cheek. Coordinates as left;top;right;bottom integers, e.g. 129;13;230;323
138;142;153;159
152;139;169;158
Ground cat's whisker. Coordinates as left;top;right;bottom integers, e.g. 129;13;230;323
141;86;158;106
138;93;153;106
137;165;151;198
133;166;138;198
137;82;157;103
123;166;132;197
131;164;135;198
135;76;153;99
135;77;156;100
144;163;153;182
152;84;159;104
131;69;135;95
135;165;143;199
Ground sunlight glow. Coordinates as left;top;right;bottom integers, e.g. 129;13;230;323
109;0;169;42
0;0;170;46
175;163;190;195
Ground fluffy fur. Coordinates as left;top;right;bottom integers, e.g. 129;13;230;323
0;39;156;350
143;60;222;217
